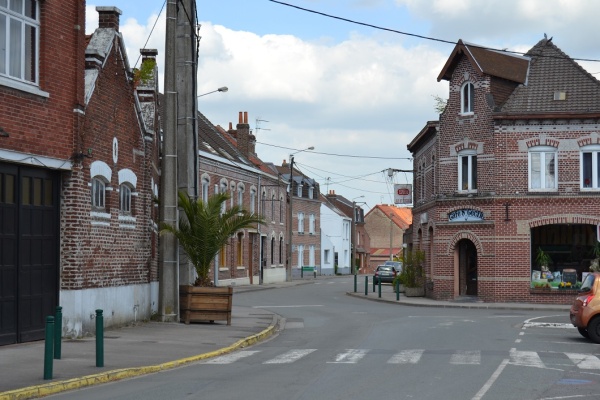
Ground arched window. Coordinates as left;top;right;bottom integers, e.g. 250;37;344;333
461;82;474;114
119;184;132;213
201;176;210;203
271;193;275;221
92;177;106;209
250;187;257;214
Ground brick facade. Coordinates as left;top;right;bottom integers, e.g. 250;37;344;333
408;39;600;304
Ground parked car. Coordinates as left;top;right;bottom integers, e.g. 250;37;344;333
383;260;403;273
373;265;398;285
570;272;600;343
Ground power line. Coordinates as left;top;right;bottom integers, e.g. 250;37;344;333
257;141;412;160
132;0;167;69
268;0;600;63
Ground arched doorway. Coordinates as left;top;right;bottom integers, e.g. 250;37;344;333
458;239;478;296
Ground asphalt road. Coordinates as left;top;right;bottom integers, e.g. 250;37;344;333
49;277;600;400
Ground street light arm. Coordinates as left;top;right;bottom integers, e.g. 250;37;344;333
197;86;228;97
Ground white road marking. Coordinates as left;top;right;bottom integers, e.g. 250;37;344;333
327;349;368;364
263;349;317;364
252;305;323;308
509;349;545;368
565;353;600;369
523;322;574;329
472;359;509;400
205;351;260;364
451;350;481;365
387;349;424;364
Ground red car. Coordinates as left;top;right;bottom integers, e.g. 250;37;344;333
570;272;600;343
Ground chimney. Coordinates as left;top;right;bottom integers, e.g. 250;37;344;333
236;111;256;157
96;6;122;31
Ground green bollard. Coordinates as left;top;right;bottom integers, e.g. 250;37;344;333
396;280;400;301
54;306;62;360
301;267;303;278
44;316;54;380
354;274;357;293
364;276;368;296
372;277;375;293
96;309;104;367
378;279;382;298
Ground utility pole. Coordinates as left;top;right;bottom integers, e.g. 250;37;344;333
176;0;199;284
158;0;179;322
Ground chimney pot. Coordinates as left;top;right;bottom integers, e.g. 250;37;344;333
229;122;232;130
244;111;248;124
239;112;243;124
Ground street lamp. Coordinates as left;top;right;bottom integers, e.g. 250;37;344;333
286;146;315;282
197;86;228;97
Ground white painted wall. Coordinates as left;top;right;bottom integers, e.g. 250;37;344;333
60;282;158;338
320;202;351;275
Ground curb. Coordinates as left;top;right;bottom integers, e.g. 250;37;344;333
0;315;281;400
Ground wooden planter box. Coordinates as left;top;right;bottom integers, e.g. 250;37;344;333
180;285;233;325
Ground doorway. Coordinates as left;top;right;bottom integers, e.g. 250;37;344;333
458;239;478;296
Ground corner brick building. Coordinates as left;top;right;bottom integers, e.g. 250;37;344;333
407;38;600;304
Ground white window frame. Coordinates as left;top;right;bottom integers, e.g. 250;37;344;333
309;214;315;234
308;186;313;199
528;146;557;191
202;177;210;203
250;188;256;214
324;249;330;264
461;82;474;114
309;245;315;266
297;244;304;267
297;183;302;197
458;150;477;192
298;212;304;233
0;0;39;85
220;182;227;213
92;177;106;209
581;145;600;190
119;183;132;213
237;185;244;207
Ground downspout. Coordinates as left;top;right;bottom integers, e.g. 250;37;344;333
258;175;262;285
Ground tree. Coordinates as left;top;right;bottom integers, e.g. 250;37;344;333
160;191;266;286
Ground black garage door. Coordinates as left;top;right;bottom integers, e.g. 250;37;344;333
0;164;59;345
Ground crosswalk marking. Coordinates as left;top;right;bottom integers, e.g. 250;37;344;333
387;349;424;364
509;349;545;368
263;349;317;364
450;350;481;365
205;350;260;364
327;349;368;364
204;349;599;370
565;353;600;369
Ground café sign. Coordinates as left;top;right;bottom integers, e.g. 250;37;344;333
448;208;484;222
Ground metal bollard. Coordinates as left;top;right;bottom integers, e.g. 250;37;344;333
364;276;368;296
54;306;62;360
354;274;357;293
301;267;303;278
96;309;104;367
372;277;375;293
396;280;400;301
44;316;54;380
378;279;382;298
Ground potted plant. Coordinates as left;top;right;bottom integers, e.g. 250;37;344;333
160;191;265;324
395;250;425;297
535;247;552;274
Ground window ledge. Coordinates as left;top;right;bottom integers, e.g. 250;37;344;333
527;190;559;196
0;76;49;98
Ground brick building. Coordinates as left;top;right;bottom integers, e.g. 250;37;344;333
0;4;160;343
198;111;288;285
407;38;600;304
364;205;411;272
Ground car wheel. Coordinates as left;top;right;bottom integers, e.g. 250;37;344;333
577;327;589;339
588;317;600;344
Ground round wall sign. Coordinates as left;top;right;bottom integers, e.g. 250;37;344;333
112;137;119;164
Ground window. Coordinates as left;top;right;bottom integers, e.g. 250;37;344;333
250;188;256;214
220;182;227;213
271;194;275;221
581;145;600;189
279;237;283;264
297;183;302;197
297;244;304;267
270;237;275;265
219;244;226;268
309;245;315;266
119;184;131;213
279;195;283;222
237;186;243;207
202;177;209;203
298;212;304;233
309;214;315;234
92;178;106;209
324;249;330;264
458;151;477;192
461;82;474;114
237;233;243;266
308;186;313;199
230;184;235;208
529;147;557;190
0;0;39;84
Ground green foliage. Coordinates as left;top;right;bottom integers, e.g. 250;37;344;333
535;247;552;268
432;95;447;114
395;250;425;288
160;191;265;286
133;59;156;87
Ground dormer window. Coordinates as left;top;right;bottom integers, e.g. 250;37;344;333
297;183;303;197
554;91;567;101
461;82;474;114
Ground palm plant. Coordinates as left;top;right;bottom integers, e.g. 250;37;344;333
160;191;265;286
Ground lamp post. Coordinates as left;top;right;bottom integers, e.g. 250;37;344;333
286;146;314;282
197;86;228;97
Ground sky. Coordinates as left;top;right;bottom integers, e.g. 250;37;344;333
86;0;600;212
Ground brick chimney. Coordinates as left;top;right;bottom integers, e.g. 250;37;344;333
235;111;256;157
96;6;121;31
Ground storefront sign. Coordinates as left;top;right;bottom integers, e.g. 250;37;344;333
394;184;412;205
448;208;484;222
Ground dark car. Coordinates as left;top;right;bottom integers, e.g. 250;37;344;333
383;260;403;273
373;265;398;285
570;272;600;343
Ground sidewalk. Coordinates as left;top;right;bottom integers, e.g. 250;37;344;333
0;276;571;400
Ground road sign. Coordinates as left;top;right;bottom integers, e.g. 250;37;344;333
394;184;412;205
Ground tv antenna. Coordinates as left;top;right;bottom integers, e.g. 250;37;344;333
255;117;270;134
